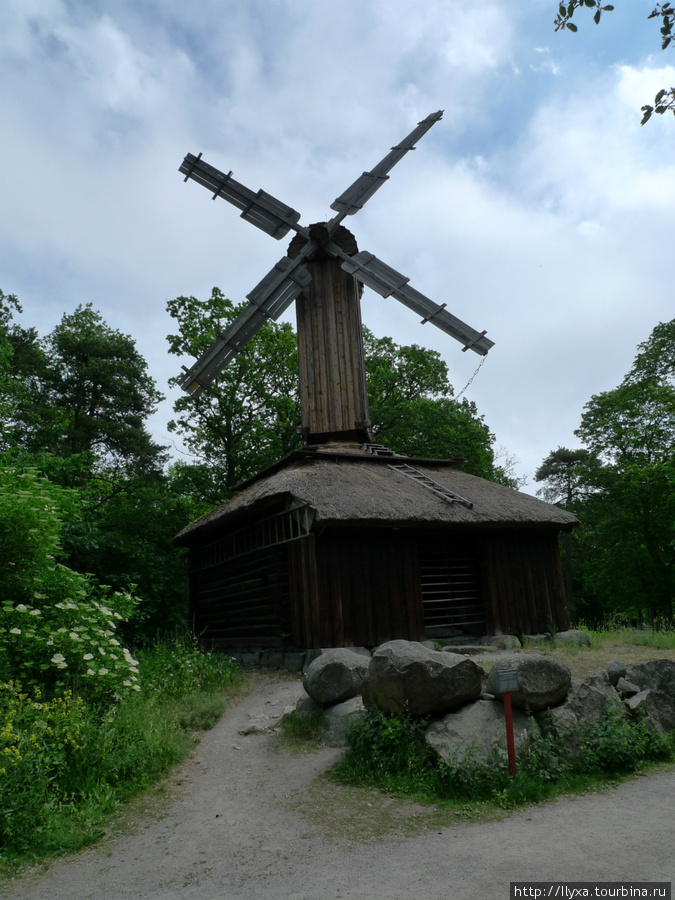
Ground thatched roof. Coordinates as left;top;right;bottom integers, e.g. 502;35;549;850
175;447;577;545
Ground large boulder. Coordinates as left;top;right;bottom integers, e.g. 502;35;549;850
537;673;623;753
322;696;366;747
425;699;540;764
303;648;370;706
485;655;571;712
361;640;482;717
624;660;675;732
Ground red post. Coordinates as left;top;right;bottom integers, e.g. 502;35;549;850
503;691;517;776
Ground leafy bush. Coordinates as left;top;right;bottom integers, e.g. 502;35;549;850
0;645;243;865
577;707;671;773
0;467;140;702
0;682;89;853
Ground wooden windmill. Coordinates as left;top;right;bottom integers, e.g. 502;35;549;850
178;111;494;444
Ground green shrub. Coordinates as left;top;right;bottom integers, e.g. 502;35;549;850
0;645;243;866
576;707;671;773
0;467;141;703
0;682;89;853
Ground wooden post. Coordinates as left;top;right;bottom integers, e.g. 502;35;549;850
290;225;372;444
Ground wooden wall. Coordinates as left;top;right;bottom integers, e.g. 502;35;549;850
190;544;291;648
312;528;425;647
479;529;570;635
188;524;570;649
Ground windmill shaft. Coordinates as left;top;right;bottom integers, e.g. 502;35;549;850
295;252;371;443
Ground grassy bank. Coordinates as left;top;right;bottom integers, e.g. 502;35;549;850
0;642;245;873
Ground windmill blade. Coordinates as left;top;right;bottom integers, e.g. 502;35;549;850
179;153;304;240
329;110;443;219
180;257;312;396
340;250;494;356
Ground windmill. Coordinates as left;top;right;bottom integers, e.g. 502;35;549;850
178;111;494;445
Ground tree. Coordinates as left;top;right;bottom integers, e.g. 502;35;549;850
2;303;166;477
554;1;675;124
537;319;675;623
166;288;302;503
534;446;596;506
364;330;513;484
1;295;188;643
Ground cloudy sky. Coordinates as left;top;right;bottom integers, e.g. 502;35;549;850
1;0;673;491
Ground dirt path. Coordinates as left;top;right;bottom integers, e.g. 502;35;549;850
3;675;674;900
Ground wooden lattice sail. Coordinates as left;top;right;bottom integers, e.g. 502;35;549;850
177;111;494;440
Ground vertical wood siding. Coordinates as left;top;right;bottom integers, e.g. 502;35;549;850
480;530;570;635
314;528;425;647
295;258;370;440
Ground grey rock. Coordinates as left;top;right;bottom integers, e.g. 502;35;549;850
606;659;626;685
281;652;307;673
294;693;325;721
441;644;497;656
361;640;482;717
555;630;591;648
302;649;323;673
235;651;261;668
625;659;675;732
238;714;271;735
485;655;572;712
304;648;370;706
322;696;366;746
425;699;540;764
615;677;640;698
627;689;667;735
537;673;623;755
482;634;522;651
259;651;285;669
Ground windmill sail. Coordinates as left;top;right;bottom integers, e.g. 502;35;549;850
179;153;303;240
340;250;494;356
180;256;311;395
329;110;443;218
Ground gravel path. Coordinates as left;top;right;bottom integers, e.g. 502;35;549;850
3;675;674;900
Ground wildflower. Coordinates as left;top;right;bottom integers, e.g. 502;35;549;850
69;632;81;641
86;669;96;676
83;653;94;660
15;604;28;613
98;668;109;676
10;627;21;635
51;653;67;669
30;609;42;616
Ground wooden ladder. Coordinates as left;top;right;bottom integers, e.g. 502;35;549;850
388;463;473;509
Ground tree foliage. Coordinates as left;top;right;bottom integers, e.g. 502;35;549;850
364;330;513;484
536;319;675;624
554;0;675;124
166;287;302;504
0;294;190;645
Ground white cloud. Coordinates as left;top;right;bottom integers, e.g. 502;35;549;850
0;0;673;487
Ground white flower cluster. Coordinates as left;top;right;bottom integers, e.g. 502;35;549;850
1;592;142;699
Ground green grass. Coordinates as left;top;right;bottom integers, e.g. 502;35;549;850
0;642;245;874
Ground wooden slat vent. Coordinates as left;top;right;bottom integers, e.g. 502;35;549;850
420;537;486;636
